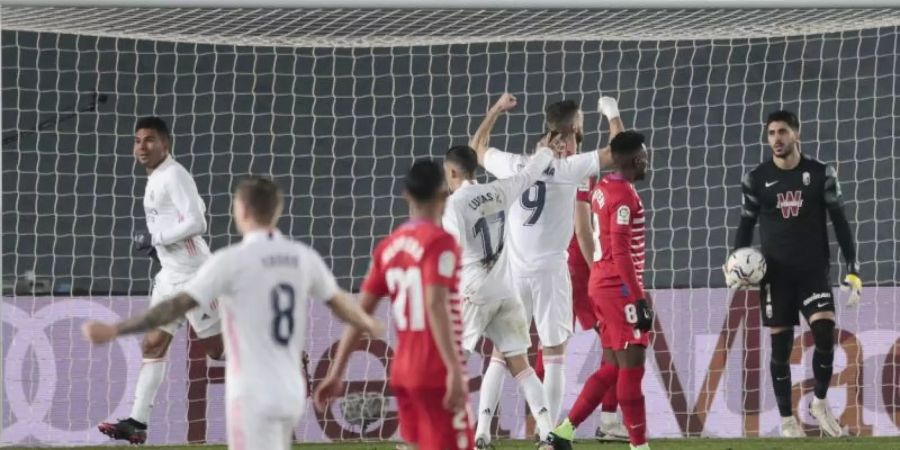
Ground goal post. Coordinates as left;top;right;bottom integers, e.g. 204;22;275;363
2;3;899;446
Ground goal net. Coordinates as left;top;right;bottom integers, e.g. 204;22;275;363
2;4;899;445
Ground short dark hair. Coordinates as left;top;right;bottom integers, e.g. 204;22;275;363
235;176;283;225
444;145;478;177
610;130;646;156
135;116;171;142
404;159;445;202
545;99;580;132
766;110;800;131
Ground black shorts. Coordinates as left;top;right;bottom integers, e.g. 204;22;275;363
759;266;835;327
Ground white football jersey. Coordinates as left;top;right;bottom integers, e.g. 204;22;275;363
143;155;210;273
443;148;554;303
182;229;338;417
483;148;600;275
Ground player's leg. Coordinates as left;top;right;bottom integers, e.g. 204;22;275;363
462;300;503;447
488;297;553;441
800;268;841;436
532;266;573;423
614;345;649;449
99;271;180;443
760;274;804;438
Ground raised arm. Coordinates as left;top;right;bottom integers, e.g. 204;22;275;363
470;93;517;166
597;96;624;170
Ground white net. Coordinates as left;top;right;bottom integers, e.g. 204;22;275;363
2;6;899;446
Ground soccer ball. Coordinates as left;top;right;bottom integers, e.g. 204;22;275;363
726;247;767;285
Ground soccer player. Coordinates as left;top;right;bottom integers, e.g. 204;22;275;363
315;160;474;450
469;94;622;423
83;176;382;450
727;110;860;438
98;117;224;444
569;177;628;441
441;140;557;447
547;130;654;450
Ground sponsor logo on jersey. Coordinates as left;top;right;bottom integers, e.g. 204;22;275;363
776;190;803;218
802;291;832;306
616;205;631;225
765;181;779;188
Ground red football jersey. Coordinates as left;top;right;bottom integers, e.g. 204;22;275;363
588;174;646;302
567;176;598;269
361;219;464;390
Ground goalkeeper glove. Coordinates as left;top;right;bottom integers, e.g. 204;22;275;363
840;261;862;308
633;298;654;332
598;96;620;120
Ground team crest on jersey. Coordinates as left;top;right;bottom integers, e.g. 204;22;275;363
776;190;803;218
616;205;631;225
802;172;810;186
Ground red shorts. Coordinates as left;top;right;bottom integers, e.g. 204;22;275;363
393;385;474;450
569;261;598;332
590;286;650;351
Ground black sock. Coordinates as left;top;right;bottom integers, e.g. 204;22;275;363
126;418;147;429
811;319;836;400
770;329;794;417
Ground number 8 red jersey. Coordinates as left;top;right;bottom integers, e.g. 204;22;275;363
361;219;465;390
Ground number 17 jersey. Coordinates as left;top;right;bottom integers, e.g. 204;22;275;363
361;219;464;390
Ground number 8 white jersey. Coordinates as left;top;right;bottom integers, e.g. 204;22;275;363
182;229;338;418
483;147;601;275
443;148;555;303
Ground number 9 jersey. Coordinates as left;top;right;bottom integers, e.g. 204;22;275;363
361;219;465;390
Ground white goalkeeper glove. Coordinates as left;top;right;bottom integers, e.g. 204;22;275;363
840;261;862;308
598;96;620;120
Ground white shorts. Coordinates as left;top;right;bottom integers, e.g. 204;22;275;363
227;399;299;450
513;264;573;347
462;297;530;357
151;269;221;339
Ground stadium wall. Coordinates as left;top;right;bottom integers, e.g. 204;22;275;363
3;288;899;445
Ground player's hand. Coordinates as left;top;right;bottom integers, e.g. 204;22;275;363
81;321;118;344
443;371;467;411
598;96;620;119
538;132;568;157
841;261;862;308
313;374;344;412
633;299;654;332
491;93;517;113
132;230;154;254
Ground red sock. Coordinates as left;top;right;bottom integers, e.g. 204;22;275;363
568;363;618;426
617;366;647;446
534;348;545;381
600;361;618;413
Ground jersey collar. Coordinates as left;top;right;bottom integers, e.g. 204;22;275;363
243;228;282;243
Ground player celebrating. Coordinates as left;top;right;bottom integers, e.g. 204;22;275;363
727;110;860;438
83;176;382;450
99;117;224;444
547;130;653;450
470;94;622;423
441;140;557;448
315;160;474;450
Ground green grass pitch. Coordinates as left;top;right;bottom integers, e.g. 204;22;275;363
26;437;900;450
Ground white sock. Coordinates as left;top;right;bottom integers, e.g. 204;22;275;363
130;358;168;425
543;355;566;423
475;358;506;441
516;367;553;439
601;411;619;426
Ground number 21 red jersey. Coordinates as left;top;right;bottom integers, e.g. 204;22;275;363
361;219;464;390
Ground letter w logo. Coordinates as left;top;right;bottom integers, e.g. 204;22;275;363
776;190;803;218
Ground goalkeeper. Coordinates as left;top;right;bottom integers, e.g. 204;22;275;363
727;110;860;438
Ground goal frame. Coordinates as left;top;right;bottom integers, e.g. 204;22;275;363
7;0;900;8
